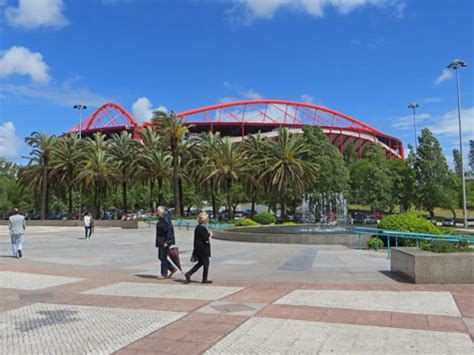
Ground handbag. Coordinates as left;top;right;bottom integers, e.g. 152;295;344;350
190;254;198;262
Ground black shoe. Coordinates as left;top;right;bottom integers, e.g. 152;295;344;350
202;280;213;284
185;273;191;283
18;250;22;258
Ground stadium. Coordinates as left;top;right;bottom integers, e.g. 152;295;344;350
68;99;404;159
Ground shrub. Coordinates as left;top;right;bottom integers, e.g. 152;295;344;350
378;213;441;235
281;221;296;225
367;237;384;250
253;212;276;225
236;218;259;227
421;240;474;253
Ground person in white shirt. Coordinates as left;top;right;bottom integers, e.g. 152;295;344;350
8;208;26;258
83;212;93;239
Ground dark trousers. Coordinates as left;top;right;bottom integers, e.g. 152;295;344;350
158;247;176;277
85;226;92;239
187;254;210;281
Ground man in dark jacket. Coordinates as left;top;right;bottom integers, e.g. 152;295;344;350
155;206;177;279
185;212;212;284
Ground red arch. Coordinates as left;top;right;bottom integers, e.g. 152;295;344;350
69;102;138;134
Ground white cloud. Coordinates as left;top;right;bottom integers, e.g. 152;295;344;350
227;0;406;24
422;97;442;103
1;82;109;107
5;0;69;29
427;107;473;139
434;68;453;85
391;112;432;130
0;46;51;83
301;94;315;104
222;82;263;101
0;121;22;160
131;97;167;123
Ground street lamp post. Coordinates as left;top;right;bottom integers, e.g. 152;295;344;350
73;104;87;139
408;103;420;152
73;104;87;219
447;59;468;228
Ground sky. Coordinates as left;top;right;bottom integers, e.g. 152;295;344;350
0;0;473;166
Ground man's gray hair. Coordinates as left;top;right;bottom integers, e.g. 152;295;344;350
156;206;166;213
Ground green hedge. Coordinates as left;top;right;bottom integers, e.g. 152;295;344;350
253;212;276;225
367;237;384;250
236;218;259;227
378;213;441;235
421;240;474;253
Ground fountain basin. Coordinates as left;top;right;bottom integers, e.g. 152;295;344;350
213;225;369;248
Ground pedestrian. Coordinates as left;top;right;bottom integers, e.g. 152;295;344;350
155;206;177;279
185;212;213;284
8;208;26;258
84;212;93;239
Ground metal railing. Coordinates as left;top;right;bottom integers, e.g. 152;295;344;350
143;217;233;230
352;226;474;258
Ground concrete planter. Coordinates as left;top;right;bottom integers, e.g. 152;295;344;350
390;247;474;284
213;227;369;247
0;220;138;229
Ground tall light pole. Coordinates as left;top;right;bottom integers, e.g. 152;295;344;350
447;59;468;228
73;104;87;139
73;105;87;218
408;102;420;152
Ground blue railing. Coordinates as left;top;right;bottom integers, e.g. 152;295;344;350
144;217;233;230
352;226;474;258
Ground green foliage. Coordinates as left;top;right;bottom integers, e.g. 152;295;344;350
236;218;259;226
253;212;276;225
367;237;384;250
415;129;452;217
378;213;441;234
421;240;474;253
281;221;296;225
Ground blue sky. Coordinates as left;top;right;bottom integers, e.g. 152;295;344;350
0;0;473;165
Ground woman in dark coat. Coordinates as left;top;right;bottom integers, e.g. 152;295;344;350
185;212;212;284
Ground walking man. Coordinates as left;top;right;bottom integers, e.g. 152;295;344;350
155;206;177;279
8;208;26;258
83;212;93;239
185;212;213;284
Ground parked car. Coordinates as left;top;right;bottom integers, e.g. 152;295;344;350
467;218;474;227
426;216;437;225
351;212;366;224
365;215;378;225
441;218;456;227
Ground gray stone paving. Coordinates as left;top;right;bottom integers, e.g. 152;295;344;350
276;290;461;316
0;225;394;283
0;303;186;354
0;272;83;290
83;282;244;300
206;317;474;354
197;301;266;317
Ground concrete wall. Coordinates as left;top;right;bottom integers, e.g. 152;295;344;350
0;220;138;229
391;247;474;284
213;228;369;248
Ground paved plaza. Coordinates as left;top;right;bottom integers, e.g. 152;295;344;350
0;225;473;354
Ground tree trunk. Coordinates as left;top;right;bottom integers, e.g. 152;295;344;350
280;195;286;222
226;178;233;220
122;180;128;212
178;179;185;216
94;184;100;219
68;185;73;214
210;178;217;219
251;187;257;216
41;163;48;220
157;178;163;206
172;144;181;216
148;179;154;212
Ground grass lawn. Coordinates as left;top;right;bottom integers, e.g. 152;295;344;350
348;204;474;219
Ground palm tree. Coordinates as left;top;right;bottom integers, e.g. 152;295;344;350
50;133;83;214
78;133;118;219
23;131;57;219
206;137;245;220
151;111;189;216
242;132;269;216
190;132;222;218
262;128;318;221
109;132;139;212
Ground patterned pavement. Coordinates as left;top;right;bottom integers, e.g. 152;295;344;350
0;226;473;354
